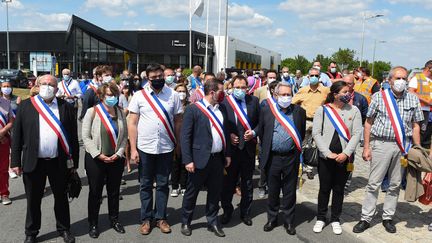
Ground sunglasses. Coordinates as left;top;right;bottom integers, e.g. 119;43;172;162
310;75;319;77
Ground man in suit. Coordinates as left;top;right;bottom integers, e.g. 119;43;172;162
10;75;79;243
180;78;232;237
256;81;306;235
221;75;260;226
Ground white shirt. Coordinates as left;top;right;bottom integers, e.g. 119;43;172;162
408;75;432;111
38;98;59;158
56;79;83;103
128;84;183;154
202;98;224;153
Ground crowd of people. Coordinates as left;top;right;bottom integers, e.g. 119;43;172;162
0;59;431;243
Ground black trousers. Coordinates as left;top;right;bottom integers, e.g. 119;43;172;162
421;111;431;148
171;155;188;190
85;152;124;225
266;152;300;225
317;157;349;222
181;153;224;226
23;158;70;236
221;148;254;217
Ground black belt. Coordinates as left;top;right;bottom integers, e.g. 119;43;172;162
38;157;58;161
271;151;294;157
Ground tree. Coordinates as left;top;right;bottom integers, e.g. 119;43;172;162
367;61;391;81
281;55;310;75
331;48;357;70
314;54;331;71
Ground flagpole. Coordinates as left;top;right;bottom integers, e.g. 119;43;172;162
189;0;192;69
224;0;229;69
217;0;221;72
204;0;210;72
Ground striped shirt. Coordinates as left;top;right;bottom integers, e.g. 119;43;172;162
367;90;424;139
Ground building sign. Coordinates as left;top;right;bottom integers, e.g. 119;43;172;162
30;52;52;72
194;33;214;55
171;40;187;47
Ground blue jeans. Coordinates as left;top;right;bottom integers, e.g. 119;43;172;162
138;150;173;222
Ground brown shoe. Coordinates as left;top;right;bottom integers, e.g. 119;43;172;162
156;220;172;234
139;221;152;235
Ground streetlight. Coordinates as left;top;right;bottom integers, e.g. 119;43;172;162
371;39;386;77
360;13;384;67
2;0;11;69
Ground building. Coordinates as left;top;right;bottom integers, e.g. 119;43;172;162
0;15;281;76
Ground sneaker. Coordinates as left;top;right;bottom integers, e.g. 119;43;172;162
171;189;180;197
313;220;325;233
258;188;267;199
331;222;342;235
428;223;432;231
8;170;18;179
1;196;12;205
180;189;186;196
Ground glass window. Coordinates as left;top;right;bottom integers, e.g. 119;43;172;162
90;37;99;62
99;42;107;62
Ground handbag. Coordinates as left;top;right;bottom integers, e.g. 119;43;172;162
67;171;82;200
302;108;324;167
419;172;432;205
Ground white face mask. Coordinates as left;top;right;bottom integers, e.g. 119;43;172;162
277;95;292;108
103;75;113;83
330;68;337;73
178;92;187;100
1;87;12;95
282;72;290;78
254;74;260;78
393;78;407;93
268;78;276;84
313;65;321;71
39;85;55;100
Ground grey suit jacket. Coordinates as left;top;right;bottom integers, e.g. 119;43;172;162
312;104;362;158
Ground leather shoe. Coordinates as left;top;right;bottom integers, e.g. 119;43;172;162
181;224;192;236
207;225;225;237
353;220;370;233
382;220;396;233
284;224;296;235
88;225;99;239
24;235;36;243
241;216;253;226
59;231;75;243
111;221;125;234
221;213;232;225
263;221;277;232
156;220;171;234
139;221;152;235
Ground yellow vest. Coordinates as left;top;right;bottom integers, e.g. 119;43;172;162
354;77;378;104
415;73;431;110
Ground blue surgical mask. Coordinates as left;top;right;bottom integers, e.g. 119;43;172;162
104;95;118;107
165;76;175;84
63;75;70;81
233;88;246;100
309;76;319;85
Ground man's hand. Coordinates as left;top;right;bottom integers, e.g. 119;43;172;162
362;147;372;162
230;133;239;145
130;149;140;164
225;157;231;168
327;153;338;160
185;162;195;173
11;167;22;176
335;153;348;163
244;130;254;142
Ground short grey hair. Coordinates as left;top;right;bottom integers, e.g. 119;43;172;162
388;66;408;79
275;81;292;95
309;67;320;75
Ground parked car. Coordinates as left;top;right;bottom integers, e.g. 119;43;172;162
0;69;29;88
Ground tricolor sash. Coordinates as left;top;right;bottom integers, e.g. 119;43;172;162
381;89;409;154
195;99;226;149
88;81;98;93
61;80;72;96
141;89;176;145
248;78;261;95
95;103;118;149
266;97;302;152
323;104;351;142
194;78;205;99
226;95;251;130
31;95;72;159
0;112;7;128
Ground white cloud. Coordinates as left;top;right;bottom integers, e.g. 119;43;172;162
279;0;369;19
274;28;287;37
19;12;71;30
400;15;432;25
0;0;24;10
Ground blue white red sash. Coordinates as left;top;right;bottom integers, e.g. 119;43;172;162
323;104;351;142
195;99;226;149
88;81;98;92
381;89;408;154
95;103;118;149
249;78;261;94
30;95;72;159
226;95;251;130
141;89;176;145
194;78;205;99
0;112;7;128
61;80;72;96
266;97;302;152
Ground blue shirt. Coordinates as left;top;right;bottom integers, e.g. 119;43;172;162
271;106;295;153
300;73;332;87
281;76;298;94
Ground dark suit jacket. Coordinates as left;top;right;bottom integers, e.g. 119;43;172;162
181;101;232;169
11;98;79;173
222;95;260;158
80;88;99;119
353;91;369;124
255;103;306;170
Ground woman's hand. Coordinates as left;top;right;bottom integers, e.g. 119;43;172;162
327;153;338;160
335;153;348;163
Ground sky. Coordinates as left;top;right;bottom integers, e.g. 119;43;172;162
0;0;430;69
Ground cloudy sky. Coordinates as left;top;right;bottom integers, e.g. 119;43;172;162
0;0;430;69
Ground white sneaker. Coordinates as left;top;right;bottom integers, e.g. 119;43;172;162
8;171;18;179
180;189;186;196
331;222;342;235
313;220;325;233
171;189;179;197
1;196;12;205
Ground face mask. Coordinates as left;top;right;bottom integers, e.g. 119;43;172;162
63;75;70;81
277;95;292;108
104;95;118;107
151;78;165;90
39;85;55;100
330;68;337;73
176;72;182;77
213;91;225;103
393;78;407;93
309;76;319;85
165;76;175;85
1;87;12;95
282;72;290;78
268;78;276;84
103;75;112;83
233;88;246;100
339;93;351;104
226;89;233;95
178;92;187;101
357;72;363;79
254;74;260;78
313;65;321;71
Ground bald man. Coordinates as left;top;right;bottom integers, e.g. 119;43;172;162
187;65;203;91
11;74;79;243
57;69;82;111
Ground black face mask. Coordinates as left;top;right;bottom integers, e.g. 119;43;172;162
151;78;165;90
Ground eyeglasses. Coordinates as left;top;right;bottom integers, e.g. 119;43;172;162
310;75;319;77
